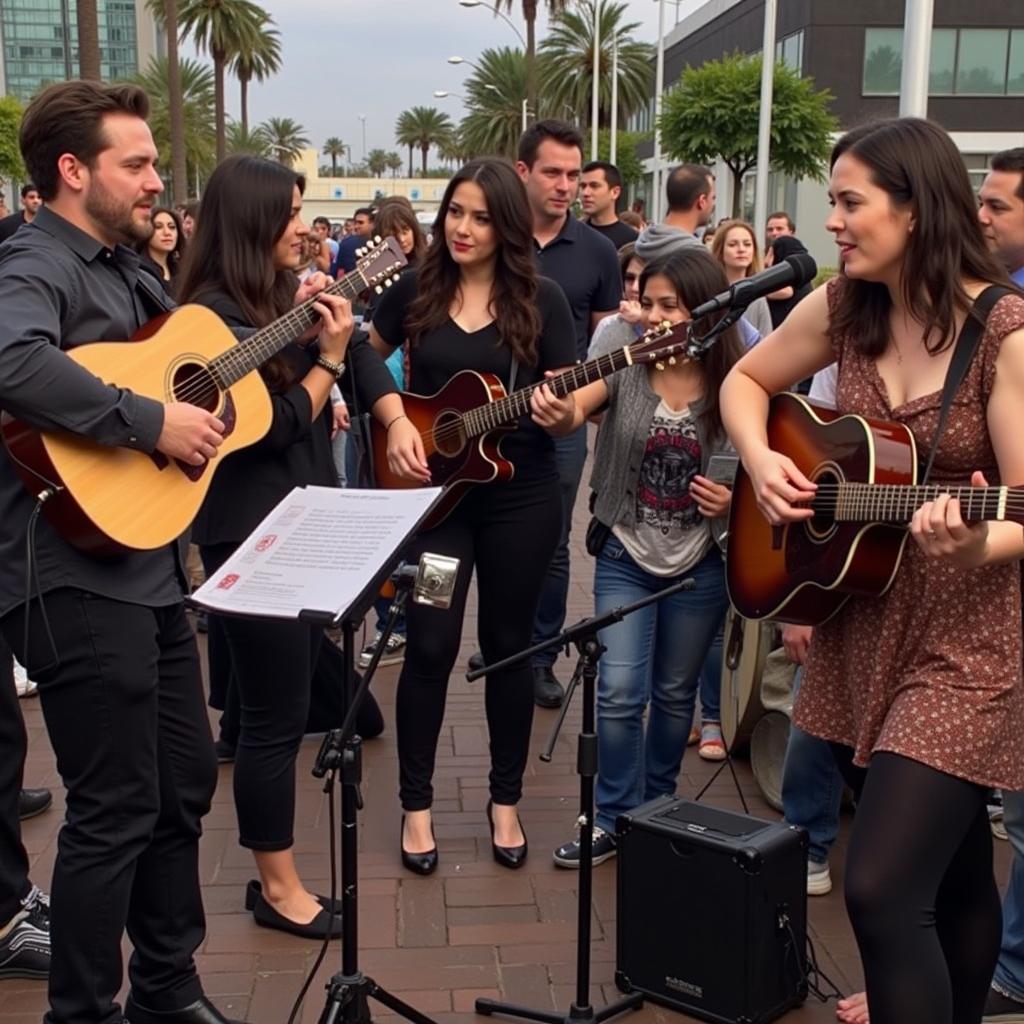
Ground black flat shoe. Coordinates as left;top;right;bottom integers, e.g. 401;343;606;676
244;878;342;914
401;814;438;876
487;799;528;869
123;995;244;1024
18;788;52;821
251;892;342;940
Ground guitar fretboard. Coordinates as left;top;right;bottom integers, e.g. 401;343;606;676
823;483;1023;524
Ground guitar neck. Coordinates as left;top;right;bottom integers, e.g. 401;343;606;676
462;347;634;438
209;272;370;387
829;483;1024;525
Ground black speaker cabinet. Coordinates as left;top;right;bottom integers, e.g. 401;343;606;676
615;797;808;1024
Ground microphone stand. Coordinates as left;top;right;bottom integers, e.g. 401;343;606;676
468;577;695;1024
685;306;747;360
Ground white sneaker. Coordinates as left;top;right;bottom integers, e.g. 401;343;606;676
12;661;37;699
807;859;832;896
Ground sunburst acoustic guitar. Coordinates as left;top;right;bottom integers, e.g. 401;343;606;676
726;391;1024;625
2;238;407;555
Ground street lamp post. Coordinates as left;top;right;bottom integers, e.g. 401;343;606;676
457;0;527;47
358;114;367;161
448;56;528;131
591;0;600;160
652;0;666;221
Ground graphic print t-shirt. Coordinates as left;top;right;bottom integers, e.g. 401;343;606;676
612;400;711;576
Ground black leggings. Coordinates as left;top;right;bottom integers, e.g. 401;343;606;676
396;477;561;810
830;747;1001;1024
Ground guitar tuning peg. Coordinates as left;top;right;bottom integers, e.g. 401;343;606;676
374;235;381;243
655;361;665;371
375;285;383;294
668;356;677;366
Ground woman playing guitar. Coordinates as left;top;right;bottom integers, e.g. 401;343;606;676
721;118;1024;1024
369;158;574;874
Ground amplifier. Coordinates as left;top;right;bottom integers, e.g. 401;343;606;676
615;797;808;1024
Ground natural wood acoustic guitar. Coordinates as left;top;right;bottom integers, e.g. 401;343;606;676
726;391;1024;625
1;237;407;555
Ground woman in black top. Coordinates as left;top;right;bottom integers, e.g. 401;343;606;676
369;158;575;874
177;155;396;939
136;205;185;297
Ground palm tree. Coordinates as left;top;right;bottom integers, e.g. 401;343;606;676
459;46;532;159
496;0;568;125
229;10;281;133
323;136;346;176
260;116;309;166
366;148;388;178
385;152;403;178
226;121;271;157
538;0;654;132
180;0;265;164
128;57;217;196
145;0;187;203
393;106;454;176
76;0;101;79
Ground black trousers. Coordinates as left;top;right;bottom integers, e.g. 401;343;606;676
0;633;30;924
2;590;217;1024
396;477;561;810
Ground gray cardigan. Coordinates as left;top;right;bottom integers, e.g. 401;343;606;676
589;362;732;550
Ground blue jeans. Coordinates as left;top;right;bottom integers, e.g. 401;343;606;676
781;667;843;864
993;790;1024;1001
593;538;728;834
697;621;723;723
531;428;588;668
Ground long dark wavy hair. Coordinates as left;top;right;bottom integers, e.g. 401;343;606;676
177;155;306;386
406;158;542;366
138;205;186;276
828;118;1011;357
639;248;745;442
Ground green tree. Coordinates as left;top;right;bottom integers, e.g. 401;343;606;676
226;121;270;157
144;0;188;203
366;148;388;178
322;136;346;176
0;96;25;181
76;0;101;80
128;56;216;196
385;151;404;178
260;116;309;166
229;10;281;133
496;0;568;125
538;0;654;132
459;46;531;160
394;106;453;176
180;0;265;164
660;52;838;217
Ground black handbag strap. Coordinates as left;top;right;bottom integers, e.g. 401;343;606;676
919;285;1010;485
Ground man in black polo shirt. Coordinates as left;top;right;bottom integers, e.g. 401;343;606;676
581;160;638;251
0;182;43;243
516;120;621;707
0;80;239;1024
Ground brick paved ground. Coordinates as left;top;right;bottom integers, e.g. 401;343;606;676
2;433;1013;1023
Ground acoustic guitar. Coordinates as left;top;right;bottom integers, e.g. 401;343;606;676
2;237;407;555
369;320;691;532
726;391;1024;625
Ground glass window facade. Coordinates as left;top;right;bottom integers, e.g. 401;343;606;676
775;30;804;74
1;0;140;101
864;26;1024;97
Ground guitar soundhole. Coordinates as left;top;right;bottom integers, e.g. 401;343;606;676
807;468;840;541
171;362;220;413
432;409;466;458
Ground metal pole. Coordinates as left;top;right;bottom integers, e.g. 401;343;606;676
752;0;777;237
610;36;619;165
652;0;666;221
522;98;528;132
899;0;933;117
591;0;600;160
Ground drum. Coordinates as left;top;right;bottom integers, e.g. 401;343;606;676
719;607;775;752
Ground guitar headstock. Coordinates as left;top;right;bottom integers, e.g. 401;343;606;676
626;320;691;370
354;236;408;292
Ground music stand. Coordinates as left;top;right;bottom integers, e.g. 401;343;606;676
466;578;695;1024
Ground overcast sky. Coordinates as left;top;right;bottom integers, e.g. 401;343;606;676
182;0;704;161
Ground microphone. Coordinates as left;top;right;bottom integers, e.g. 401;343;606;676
689;253;818;320
391;553;460;610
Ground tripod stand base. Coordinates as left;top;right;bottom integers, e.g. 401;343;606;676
475;991;643;1024
319;971;441;1024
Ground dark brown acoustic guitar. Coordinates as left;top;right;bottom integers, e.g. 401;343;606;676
369;320;691;532
726;391;1024;625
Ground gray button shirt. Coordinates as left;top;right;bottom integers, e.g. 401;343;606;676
0;206;183;618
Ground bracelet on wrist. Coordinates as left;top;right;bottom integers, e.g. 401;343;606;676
315;355;345;379
385;414;408;431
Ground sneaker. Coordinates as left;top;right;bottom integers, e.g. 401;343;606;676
553;824;617;868
20;885;49;924
0;906;50;979
807;859;832;896
12;660;37;699
358;630;407;668
983;986;1024;1022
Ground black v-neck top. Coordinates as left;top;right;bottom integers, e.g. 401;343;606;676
371;270;575;481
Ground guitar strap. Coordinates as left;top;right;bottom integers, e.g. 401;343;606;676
919;285;1010;485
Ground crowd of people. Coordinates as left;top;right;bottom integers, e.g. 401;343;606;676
1;75;1024;1024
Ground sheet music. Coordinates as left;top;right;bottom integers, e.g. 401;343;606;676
192;486;443;621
